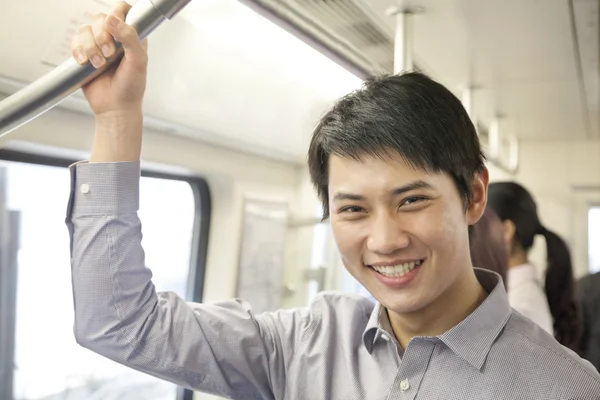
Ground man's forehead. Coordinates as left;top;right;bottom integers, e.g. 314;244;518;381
328;152;419;171
328;156;442;194
327;153;432;183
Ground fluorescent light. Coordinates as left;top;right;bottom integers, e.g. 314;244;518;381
178;0;363;100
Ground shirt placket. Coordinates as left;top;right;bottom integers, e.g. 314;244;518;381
386;338;436;400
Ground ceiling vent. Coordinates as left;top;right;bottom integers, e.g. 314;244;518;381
241;0;396;77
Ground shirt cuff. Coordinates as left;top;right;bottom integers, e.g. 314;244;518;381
68;161;141;217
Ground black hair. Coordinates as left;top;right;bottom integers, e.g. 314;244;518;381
308;72;486;220
487;181;582;350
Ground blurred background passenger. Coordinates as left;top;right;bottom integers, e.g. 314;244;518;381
576;271;600;371
470;207;509;286
487;182;581;351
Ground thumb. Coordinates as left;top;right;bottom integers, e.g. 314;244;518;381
105;15;147;70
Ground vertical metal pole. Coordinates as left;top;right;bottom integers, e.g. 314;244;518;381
0;167;19;400
387;6;424;74
462;87;472;118
462;86;474;126
394;12;413;73
488;116;501;160
461;84;480;132
0;166;12;400
508;134;519;171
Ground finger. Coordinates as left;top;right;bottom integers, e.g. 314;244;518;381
70;35;88;65
105;15;147;71
77;24;106;68
92;12;116;58
141;38;148;53
107;1;132;21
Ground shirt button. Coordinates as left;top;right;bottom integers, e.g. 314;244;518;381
400;379;410;391
80;184;90;194
380;333;390;341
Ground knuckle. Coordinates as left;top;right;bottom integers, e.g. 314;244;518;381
77;24;91;34
80;39;99;55
95;32;115;57
93;12;107;22
71;44;88;63
118;1;132;10
75;26;99;56
92;14;110;41
94;30;111;45
82;45;99;57
111;1;131;18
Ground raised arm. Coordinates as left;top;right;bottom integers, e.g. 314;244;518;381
65;2;310;398
66;160;311;398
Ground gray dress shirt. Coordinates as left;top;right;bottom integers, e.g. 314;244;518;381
66;161;600;400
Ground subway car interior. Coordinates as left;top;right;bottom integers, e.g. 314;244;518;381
0;0;599;399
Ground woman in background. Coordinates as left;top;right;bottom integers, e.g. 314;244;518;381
487;182;581;351
469;207;509;287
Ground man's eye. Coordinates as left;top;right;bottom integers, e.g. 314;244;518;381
401;196;428;207
340;206;365;213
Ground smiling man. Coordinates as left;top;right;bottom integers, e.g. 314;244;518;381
310;78;492;352
66;3;600;400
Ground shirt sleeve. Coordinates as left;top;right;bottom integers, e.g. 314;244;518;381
65;161;312;400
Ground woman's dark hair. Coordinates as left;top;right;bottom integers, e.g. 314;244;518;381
469;207;509;286
307;72;486;220
487;181;581;350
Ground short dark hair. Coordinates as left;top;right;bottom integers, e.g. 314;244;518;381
308;72;486;219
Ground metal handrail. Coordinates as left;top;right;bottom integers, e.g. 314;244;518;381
0;0;191;137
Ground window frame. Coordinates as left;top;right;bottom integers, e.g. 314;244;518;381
0;149;211;400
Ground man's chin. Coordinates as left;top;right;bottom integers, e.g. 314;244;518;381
374;291;427;315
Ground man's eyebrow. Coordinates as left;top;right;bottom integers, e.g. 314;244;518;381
333;192;365;202
332;180;434;202
389;180;435;196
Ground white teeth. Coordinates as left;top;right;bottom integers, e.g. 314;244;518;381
371;260;422;277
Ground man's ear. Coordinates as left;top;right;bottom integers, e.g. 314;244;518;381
466;167;489;225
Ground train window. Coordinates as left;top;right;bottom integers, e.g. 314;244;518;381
0;153;209;400
307;220;328;302
589;207;600;273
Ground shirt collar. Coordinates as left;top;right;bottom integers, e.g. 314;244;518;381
438;268;512;370
363;301;385;353
362;268;512;370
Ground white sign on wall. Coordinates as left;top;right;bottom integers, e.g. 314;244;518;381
235;199;289;314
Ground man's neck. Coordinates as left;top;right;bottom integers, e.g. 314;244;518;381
387;268;488;350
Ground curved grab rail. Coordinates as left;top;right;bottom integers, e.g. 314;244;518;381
0;0;191;137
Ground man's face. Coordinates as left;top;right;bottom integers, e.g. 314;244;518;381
328;153;487;315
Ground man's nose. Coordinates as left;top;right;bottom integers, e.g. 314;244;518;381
366;213;410;255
